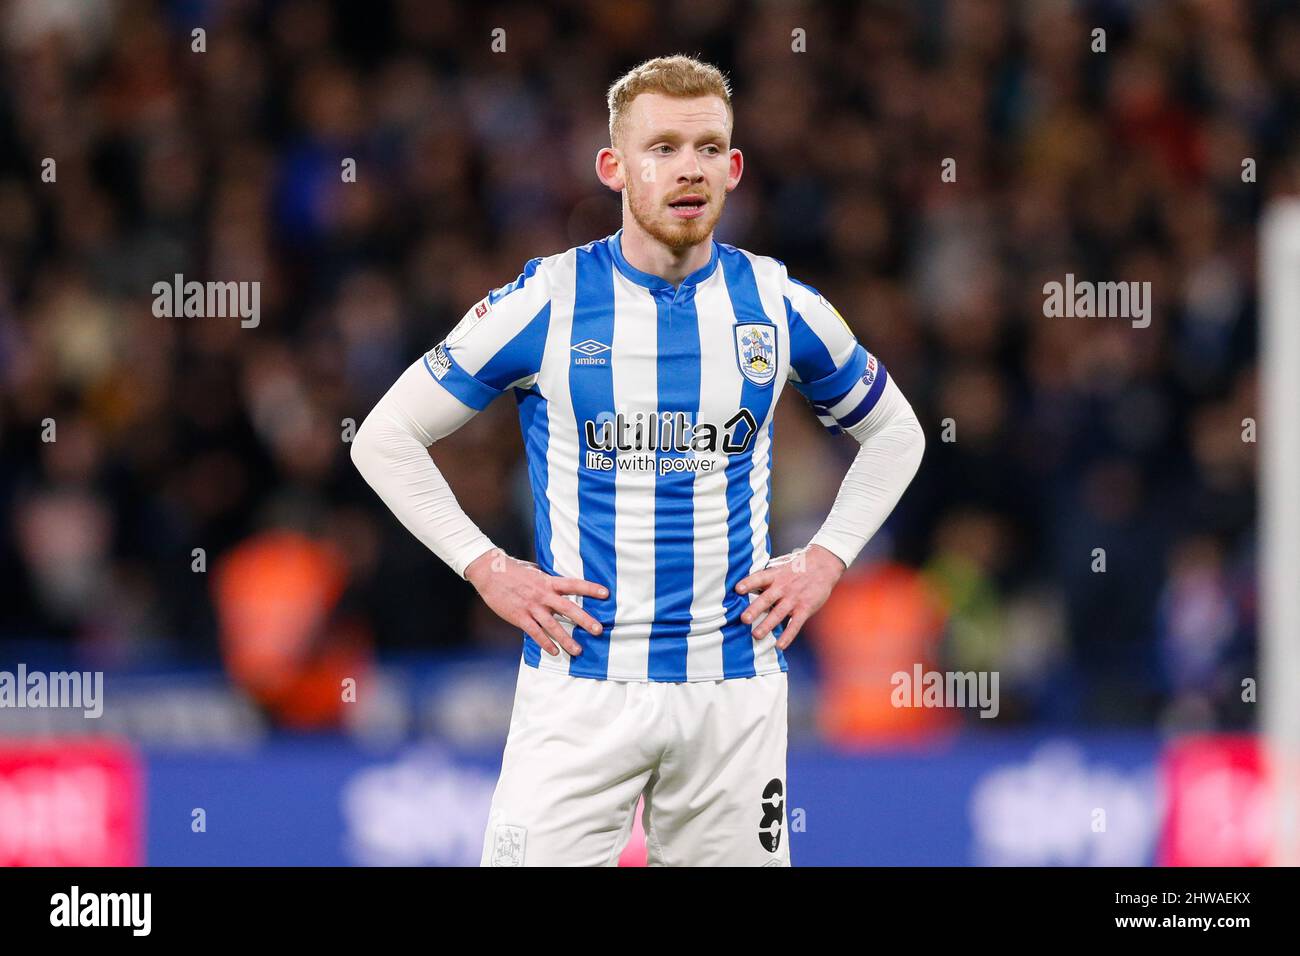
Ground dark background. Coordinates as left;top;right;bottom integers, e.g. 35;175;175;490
2;0;1293;730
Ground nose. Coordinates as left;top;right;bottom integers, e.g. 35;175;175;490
677;153;705;183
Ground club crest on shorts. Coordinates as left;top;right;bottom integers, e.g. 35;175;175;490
734;323;777;386
492;824;526;866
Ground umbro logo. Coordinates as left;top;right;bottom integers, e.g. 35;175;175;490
572;339;611;366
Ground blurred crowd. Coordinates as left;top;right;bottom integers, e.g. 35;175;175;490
1;0;1294;729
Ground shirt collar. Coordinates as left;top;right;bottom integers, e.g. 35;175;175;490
609;228;720;292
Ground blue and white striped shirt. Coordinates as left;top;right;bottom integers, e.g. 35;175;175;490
424;229;888;681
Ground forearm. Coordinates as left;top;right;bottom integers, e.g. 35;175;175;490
808;376;926;568
350;359;498;578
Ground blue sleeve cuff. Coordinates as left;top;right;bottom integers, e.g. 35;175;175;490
836;362;889;428
423;345;502;410
791;343;868;404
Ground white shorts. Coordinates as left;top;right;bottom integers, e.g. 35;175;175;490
480;655;790;867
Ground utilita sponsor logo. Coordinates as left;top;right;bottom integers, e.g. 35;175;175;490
584;408;757;454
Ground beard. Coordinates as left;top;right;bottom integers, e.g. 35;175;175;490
626;183;726;251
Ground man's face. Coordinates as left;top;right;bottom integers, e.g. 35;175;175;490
616;93;740;251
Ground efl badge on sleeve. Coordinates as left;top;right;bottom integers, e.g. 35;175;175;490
862;351;879;388
734;323;777;386
446;295;492;346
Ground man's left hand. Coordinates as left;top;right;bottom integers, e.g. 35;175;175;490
736;543;846;650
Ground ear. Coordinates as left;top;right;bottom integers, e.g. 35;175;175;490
725;147;744;193
595;146;625;193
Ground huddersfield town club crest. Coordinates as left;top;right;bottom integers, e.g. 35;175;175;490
734;323;777;386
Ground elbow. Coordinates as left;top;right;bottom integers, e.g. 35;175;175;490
905;406;927;475
350;412;378;477
350;407;433;483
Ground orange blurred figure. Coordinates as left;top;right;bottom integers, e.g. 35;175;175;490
812;561;952;746
213;530;374;730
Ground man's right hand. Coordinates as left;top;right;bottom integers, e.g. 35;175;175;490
464;549;608;657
